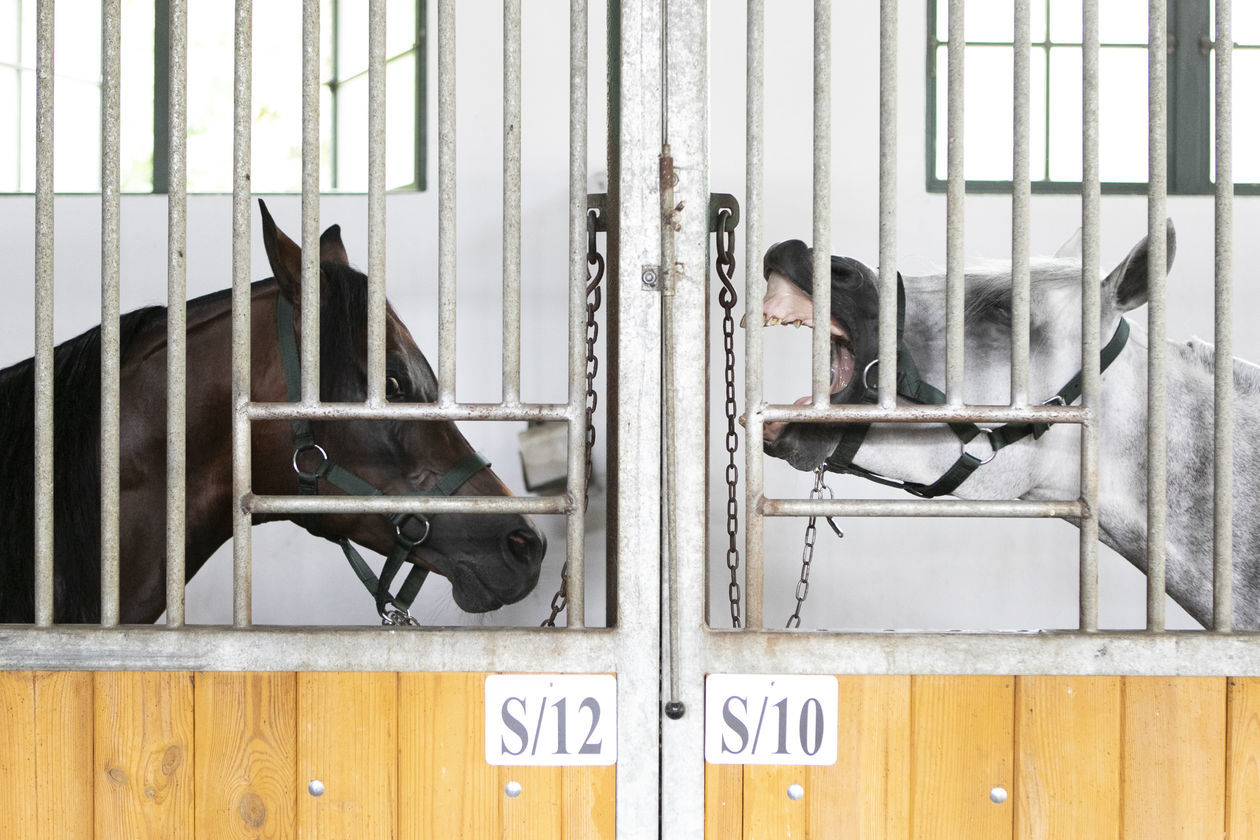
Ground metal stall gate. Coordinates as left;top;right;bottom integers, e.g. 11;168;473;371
0;0;666;837
653;1;1260;838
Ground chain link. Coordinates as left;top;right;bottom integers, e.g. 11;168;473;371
543;208;604;628
714;209;743;628
786;466;829;629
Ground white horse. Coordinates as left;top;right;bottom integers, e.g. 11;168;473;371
760;223;1260;629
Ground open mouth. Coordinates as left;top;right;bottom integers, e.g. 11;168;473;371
754;271;855;442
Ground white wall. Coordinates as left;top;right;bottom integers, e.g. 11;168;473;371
1;1;1254;629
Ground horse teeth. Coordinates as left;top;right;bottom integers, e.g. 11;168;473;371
764;315;781;326
739;314;747;328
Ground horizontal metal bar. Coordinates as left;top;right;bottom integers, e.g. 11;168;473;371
702;630;1260;677
760;498;1084;519
759;403;1090;425
247;494;572;516
0;627;616;672
246;402;576;422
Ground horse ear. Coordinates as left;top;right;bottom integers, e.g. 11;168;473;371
1101;219;1177;314
1055;228;1083;259
320;224;350;266
258;199;303;302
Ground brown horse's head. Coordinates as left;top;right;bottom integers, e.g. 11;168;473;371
255;201;545;613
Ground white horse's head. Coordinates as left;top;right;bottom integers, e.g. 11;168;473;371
761;222;1175;499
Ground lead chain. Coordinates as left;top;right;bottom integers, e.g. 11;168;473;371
786;465;829;629
543;208;604;628
714;209;742;628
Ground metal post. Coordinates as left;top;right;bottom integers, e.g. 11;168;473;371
1079;0;1102;631
101;0;122;627
437;0;456;404
566;0;589;627
231;0;253;628
300;0;321;404
367;0;388;406
811;0;831;407
33;0;54;627
744;0;765;629
877;0;898;406
1213;0;1234;631
945;0;965;405
165;0;188;627
1011;0;1031;405
503;0;522;405
1146;0;1168;631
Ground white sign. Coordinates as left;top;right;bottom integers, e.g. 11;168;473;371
485;674;617;766
704;674;839;765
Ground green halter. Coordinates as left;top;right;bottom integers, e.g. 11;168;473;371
275;292;489;624
824;297;1131;498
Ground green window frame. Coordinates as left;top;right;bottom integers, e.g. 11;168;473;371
926;0;1260;195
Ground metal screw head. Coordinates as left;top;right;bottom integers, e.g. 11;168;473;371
505;780;523;798
641;266;659;288
308;779;325;797
989;786;1008;804
787;783;805;801
664;701;685;720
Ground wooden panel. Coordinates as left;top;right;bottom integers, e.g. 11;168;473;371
501;765;563;839
194;672;297;840
94;671;195;840
0;672;37;839
562;766;615;839
704;764;743;840
399;673;501;840
806;675;910;840
1014;676;1120;840
1228;678;1260;836
910;675;1014;840
297;673;397;840
1122;676;1226;839
34;671;94;839
742;765;806;840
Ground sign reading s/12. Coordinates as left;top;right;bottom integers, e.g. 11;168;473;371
485;674;617;766
704;674;838;765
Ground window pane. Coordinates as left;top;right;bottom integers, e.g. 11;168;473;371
387;52;416;188
0;69;18;191
333;74;367;190
1219;50;1260;183
935;0;1048;44
120;0;154;191
19;67;33;189
337;0;368;80
1051;0;1148;46
386;0;417;57
1;0;19;65
1215;1;1260;46
54;78;101;191
1098;47;1149;182
251;0;305;193
934;45;1047;182
187;0;234;193
56;0;100;82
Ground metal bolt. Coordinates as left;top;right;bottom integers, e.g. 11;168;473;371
989;786;1008;804
308;780;325;797
505;780;523;798
664;701;685;719
642;266;659;288
787;783;805;801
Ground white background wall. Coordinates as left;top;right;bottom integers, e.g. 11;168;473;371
1;1;1254;629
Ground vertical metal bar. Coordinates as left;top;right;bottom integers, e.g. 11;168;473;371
437;0;456;404
1010;0;1031;405
1079;0;1101;632
810;0;831;407
876;0;898;408
744;0;765;629
33;0;54;627
165;0;188;627
1145;0;1168;632
231;0;253;628
301;0;321;403
945;0;965;405
1213;0;1234;632
367;0;387;405
566;0;588;628
503;0;522;405
101;0;122;627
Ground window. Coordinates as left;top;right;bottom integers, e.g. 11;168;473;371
927;0;1260;193
1;0;426;193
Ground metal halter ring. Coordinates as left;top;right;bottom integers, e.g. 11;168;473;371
964;431;1000;466
395;515;431;546
292;443;329;480
862;358;880;392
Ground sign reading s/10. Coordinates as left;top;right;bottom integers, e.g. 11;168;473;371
485;674;617;766
704;674;838;765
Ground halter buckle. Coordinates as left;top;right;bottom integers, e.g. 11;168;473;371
380;606;421;626
292;443;329;480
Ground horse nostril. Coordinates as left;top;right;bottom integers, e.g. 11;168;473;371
505;528;545;566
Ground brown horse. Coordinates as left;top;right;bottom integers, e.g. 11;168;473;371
0;201;545;624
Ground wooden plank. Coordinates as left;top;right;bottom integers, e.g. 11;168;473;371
34;671;94;839
297;672;397;840
742;765;807;840
1228;677;1260;837
94;671;195;840
501;764;564;839
805;675;910;840
910;675;1014;840
562;765;615;840
1122;676;1226;840
0;671;37;840
399;673;501;840
194;672;297;840
1014;676;1120;840
704;763;743;840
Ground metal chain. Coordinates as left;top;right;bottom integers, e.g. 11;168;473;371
714;209;742;628
786;466;829;629
543;207;604;627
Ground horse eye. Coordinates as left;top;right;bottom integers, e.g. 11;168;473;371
385;376;403;400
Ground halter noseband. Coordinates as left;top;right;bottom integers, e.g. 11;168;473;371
275;291;488;624
823;277;1131;498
